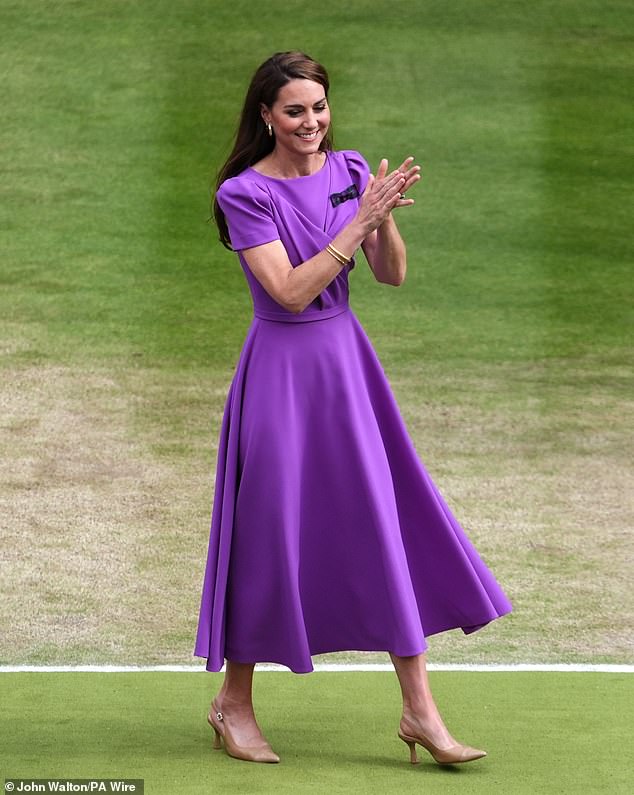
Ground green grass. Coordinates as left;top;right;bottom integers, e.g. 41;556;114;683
2;0;631;369
1;672;632;794
1;1;632;667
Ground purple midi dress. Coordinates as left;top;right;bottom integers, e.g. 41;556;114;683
194;150;512;673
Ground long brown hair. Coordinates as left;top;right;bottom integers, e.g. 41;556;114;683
213;51;333;249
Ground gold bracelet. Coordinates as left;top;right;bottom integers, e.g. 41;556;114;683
326;243;351;267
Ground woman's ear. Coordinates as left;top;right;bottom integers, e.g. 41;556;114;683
259;103;271;125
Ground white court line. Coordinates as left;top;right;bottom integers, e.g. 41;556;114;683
0;663;632;673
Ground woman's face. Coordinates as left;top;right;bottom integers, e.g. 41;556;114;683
262;79;330;158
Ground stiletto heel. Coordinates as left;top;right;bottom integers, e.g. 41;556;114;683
398;727;486;766
207;700;280;763
401;736;419;764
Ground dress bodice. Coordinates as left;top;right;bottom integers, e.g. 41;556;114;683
216;150;370;321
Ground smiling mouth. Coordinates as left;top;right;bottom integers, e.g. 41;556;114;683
296;130;319;140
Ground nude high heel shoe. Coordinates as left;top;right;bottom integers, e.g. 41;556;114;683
208;700;280;764
398;725;487;765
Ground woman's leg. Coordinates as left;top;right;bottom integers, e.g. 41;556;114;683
212;661;271;748
390;652;457;749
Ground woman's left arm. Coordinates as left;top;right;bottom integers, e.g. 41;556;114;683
361;157;421;287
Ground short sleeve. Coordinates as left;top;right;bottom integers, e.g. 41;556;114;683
216;176;280;251
341;150;371;196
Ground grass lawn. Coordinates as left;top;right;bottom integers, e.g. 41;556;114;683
2;671;633;794
1;0;632;670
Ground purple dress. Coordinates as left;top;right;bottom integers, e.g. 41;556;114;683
194;150;512;673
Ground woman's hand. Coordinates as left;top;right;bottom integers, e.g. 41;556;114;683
355;157;421;235
392;156;421;206
356;157;420;286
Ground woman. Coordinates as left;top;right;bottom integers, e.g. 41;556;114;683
194;51;512;766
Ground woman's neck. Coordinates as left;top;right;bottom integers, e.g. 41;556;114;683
253;149;326;179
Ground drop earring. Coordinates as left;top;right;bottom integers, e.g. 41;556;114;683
266;123;273;137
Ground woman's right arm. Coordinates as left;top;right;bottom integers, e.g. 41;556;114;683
241;167;406;314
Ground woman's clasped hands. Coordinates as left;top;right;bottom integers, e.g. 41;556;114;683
356;157;421;235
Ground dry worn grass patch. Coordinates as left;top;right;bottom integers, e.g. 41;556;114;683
0;364;216;664
1;359;632;665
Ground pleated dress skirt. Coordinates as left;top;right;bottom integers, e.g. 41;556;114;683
194;303;512;673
